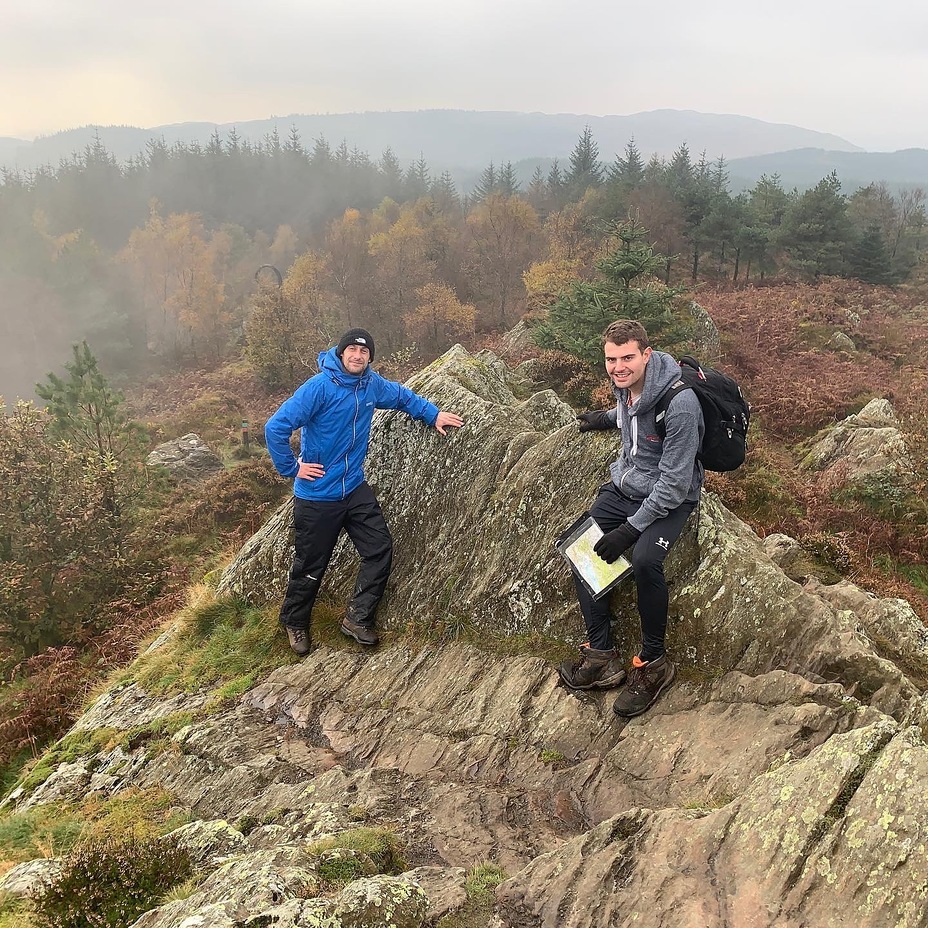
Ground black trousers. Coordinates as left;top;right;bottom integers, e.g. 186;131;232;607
574;482;696;659
279;482;393;630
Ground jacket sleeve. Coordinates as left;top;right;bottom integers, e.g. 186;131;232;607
627;394;703;532
264;380;324;478
373;374;439;426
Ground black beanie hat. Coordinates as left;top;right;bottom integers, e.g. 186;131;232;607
336;328;375;362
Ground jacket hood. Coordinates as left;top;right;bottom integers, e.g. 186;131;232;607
318;347;371;386
613;350;681;415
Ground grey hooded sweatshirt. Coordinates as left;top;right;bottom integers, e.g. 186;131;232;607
608;349;705;533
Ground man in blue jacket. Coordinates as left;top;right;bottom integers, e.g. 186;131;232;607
560;319;704;718
265;328;463;655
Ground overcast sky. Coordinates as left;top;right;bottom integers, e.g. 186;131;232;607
2;0;926;152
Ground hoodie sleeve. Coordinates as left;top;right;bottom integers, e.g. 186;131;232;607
264;379;325;478
373;374;439;426
627;392;704;532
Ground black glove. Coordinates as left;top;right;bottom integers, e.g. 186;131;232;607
593;522;642;563
577;409;616;432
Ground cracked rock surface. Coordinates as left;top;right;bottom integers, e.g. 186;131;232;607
11;346;927;927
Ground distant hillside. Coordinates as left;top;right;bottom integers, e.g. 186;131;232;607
1;109;859;175
727;147;928;193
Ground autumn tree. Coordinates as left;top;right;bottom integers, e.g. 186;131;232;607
404;282;476;355
523;199;602;310
466;194;540;328
246;250;331;389
120;202;229;363
368;200;436;349
2;345;147;658
326;207;376;328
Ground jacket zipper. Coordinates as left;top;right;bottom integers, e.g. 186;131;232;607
343;381;361;499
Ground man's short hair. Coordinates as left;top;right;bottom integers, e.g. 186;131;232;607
602;319;650;352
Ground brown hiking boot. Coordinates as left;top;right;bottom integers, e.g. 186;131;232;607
558;645;627;690
340;616;379;646
284;625;311;656
612;654;676;717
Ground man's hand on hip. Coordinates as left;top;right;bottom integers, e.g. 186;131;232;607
434;411;464;435
297;460;325;480
593;522;641;563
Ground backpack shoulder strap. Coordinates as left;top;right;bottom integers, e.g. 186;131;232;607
654;378;691;439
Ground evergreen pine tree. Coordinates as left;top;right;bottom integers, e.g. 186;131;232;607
779;171;852;278
533;217;686;366
403;156;431;199
497;161;521;196
546;158;566;209
608;138;645;190
566;125;603;199
472;161;498;201
848;223;894;284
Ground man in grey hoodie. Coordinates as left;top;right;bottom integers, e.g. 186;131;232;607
559;319;704;718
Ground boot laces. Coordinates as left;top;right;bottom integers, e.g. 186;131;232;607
626;663;653;695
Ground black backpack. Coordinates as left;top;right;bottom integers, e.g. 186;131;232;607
654;356;750;472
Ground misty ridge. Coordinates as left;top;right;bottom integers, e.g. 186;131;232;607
3;108;928;194
0;108;926;405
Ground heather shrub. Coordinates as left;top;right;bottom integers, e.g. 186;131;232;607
33;834;191;928
699;279;928;440
154;458;287;546
533;350;603;406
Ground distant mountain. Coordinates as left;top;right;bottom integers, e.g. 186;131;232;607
0;109;860;175
6;111;922;196
726;148;928;193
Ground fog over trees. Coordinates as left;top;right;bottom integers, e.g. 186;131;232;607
1;125;925;400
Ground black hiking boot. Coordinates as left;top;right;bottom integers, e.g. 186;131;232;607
340;616;380;646
558;645;626;690
284;625;311;656
612;654;676;718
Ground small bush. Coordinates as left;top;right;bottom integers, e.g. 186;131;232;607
465;862;506;903
308;827;407;879
316;847;374;886
533;350;603;406
33;834;192;928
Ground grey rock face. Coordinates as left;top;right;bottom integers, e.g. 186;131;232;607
0;858;63;898
219;345;616;640
828;330;857;351
147;433;224;481
496;320;537;360
164;819;249;867
801;398;910;490
12;345;928;928
689;300;722;362
498;719;928;928
333;875;428;928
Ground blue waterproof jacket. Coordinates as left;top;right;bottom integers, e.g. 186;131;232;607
265;347;439;501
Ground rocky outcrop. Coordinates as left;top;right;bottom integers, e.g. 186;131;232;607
9;639;925;928
498;719;928;928
0;857;63;898
801;398;911;491
146;433;224;481
689;300;722;362
219;346;924;716
219;345;603;639
8;345;927;928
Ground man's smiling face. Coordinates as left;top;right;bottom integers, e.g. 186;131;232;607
341;343;371;375
604;339;652;396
